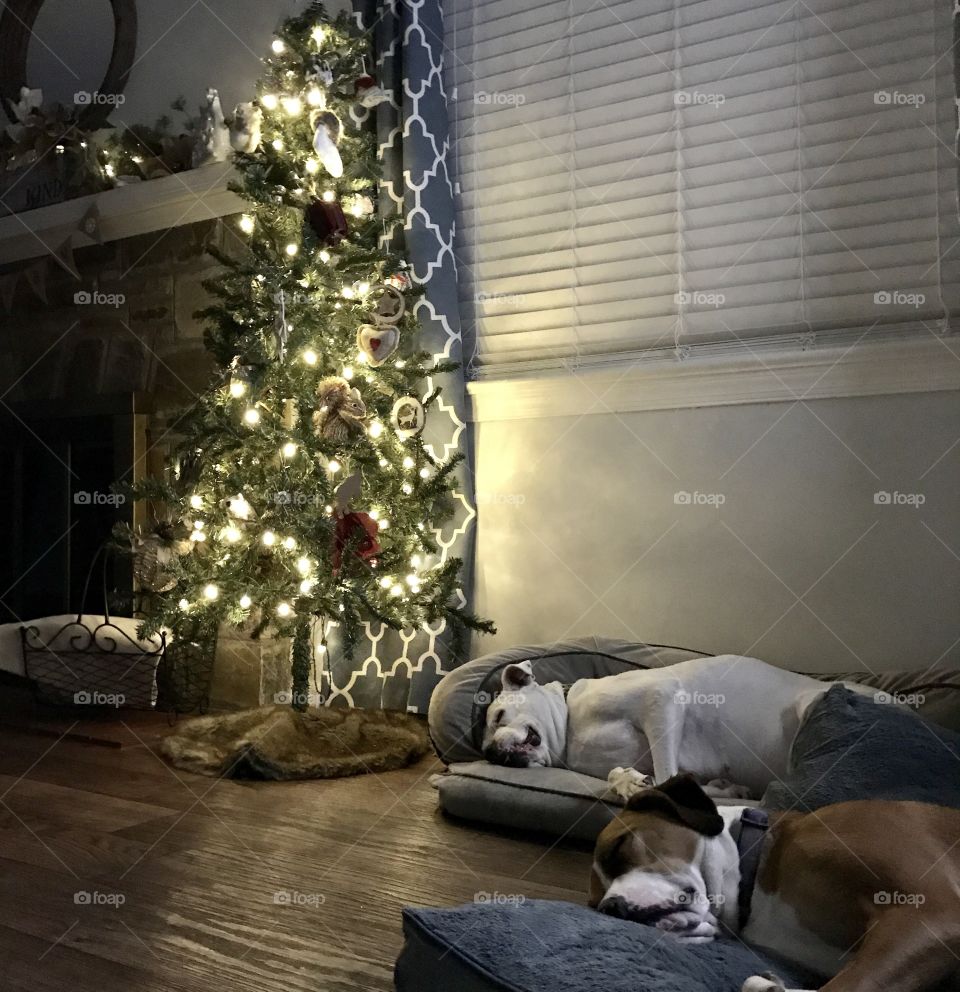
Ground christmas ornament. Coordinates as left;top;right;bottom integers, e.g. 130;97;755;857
372;283;406;325
129;520;190;593
345;193;375;217
334;471;363;511
224;494;254;520
192;88;232;168
354;74;389;108
356;323;399;367
230;101;263;153
385;269;412;292
332;511;381;575
313;377;367;442
306;57;334;86
228;364;254;397
282;398;298;429
311;110;343;177
391;396;426;438
273;288;290;360
305;198;348;244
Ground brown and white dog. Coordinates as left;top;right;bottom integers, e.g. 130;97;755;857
588;775;960;992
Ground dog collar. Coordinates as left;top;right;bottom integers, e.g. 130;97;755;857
736;807;770;929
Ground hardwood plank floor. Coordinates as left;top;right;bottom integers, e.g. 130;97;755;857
0;713;593;991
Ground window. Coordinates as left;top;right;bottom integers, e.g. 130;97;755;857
450;0;960;371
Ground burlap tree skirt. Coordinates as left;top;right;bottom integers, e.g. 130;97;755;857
160;705;430;780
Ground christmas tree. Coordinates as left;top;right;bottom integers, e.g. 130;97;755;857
121;3;493;710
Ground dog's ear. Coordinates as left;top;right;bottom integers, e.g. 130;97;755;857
625;774;723;836
502;660;536;690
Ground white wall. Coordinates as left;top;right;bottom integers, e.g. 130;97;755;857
472;388;960;674
7;0;351;128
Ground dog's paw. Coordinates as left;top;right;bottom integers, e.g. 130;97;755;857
607;766;654;802
741;974;787;992
704;778;752;800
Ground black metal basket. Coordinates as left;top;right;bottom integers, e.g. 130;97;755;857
22;618;166;710
156;631;217;716
22;542;168;710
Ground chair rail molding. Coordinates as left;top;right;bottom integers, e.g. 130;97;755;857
466;329;960;422
0;163;243;265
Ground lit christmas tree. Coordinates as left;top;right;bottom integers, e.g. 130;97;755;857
121;3;493;711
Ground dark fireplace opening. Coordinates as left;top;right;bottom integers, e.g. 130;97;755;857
0;393;149;623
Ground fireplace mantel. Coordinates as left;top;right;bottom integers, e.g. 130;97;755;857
0;162;244;266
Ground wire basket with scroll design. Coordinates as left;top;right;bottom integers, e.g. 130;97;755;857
22;618;166;710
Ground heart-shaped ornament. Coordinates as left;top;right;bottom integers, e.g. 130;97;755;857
356;323;399;367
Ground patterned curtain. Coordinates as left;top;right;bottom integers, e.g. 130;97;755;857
320;0;476;713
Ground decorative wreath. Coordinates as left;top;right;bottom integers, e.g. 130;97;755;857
0;0;138;128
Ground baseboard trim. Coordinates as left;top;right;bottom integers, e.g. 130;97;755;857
466;331;960;422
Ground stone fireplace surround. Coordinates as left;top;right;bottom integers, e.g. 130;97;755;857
0;203;297;710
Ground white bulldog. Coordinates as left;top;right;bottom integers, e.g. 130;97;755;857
481;655;845;798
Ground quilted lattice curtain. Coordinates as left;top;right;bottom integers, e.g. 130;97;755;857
316;0;476;714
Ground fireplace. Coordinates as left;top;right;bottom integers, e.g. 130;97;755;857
0;392;149;622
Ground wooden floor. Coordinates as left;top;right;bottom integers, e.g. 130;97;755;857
0;712;592;992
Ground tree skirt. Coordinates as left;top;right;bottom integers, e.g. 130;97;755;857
159;705;430;780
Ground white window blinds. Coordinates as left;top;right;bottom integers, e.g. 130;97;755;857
449;0;960;371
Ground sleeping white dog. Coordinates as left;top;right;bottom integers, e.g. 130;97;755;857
481;655;848;799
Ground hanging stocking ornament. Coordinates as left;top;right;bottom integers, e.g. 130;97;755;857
305;198;348;244
311;110;343;178
356;323;399;367
354;74;389;108
332;511;381;575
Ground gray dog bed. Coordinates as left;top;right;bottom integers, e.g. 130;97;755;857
428;636;960;841
395;899;816;992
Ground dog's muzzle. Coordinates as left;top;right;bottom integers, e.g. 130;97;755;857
484;727;542;766
599;888;700;927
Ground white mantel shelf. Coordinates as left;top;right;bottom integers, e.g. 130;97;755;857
0;162;244;266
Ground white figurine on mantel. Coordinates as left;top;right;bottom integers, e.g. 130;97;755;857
230;101;263;154
11;86;43;124
192;88;232;168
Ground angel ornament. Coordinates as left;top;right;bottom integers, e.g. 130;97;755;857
312;377;367;443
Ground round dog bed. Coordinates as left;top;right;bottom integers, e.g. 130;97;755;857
427;637;960;841
427;635;710;766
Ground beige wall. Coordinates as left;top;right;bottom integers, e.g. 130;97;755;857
472;388;960;674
